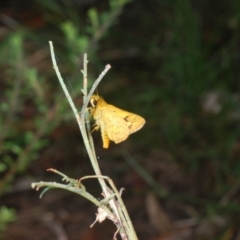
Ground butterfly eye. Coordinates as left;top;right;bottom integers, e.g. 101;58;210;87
90;98;97;107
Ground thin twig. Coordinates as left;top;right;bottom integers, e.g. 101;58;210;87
81;64;111;114
48;41;138;239
49;41;124;234
49;42;79;121
79;175;138;240
31;180;112;217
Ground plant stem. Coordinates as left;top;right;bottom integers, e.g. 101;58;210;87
48;41;138;239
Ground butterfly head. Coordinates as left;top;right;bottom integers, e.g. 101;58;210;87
90;95;100;108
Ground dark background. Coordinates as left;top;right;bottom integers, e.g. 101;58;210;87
1;0;240;239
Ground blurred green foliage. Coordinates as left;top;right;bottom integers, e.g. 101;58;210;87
0;206;16;237
0;0;131;194
1;0;240;238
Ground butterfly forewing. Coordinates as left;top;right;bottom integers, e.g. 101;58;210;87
100;108;130;143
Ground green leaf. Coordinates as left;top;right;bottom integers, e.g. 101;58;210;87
0;163;7;173
0;206;16;232
40;187;53;198
88;8;99;31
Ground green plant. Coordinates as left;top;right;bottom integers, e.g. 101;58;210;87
32;45;138;240
0;206;16;237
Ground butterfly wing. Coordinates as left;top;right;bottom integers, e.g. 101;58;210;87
99;108;130;144
106;104;146;134
91;95;146;147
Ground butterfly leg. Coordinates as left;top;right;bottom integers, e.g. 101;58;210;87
90;123;100;135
